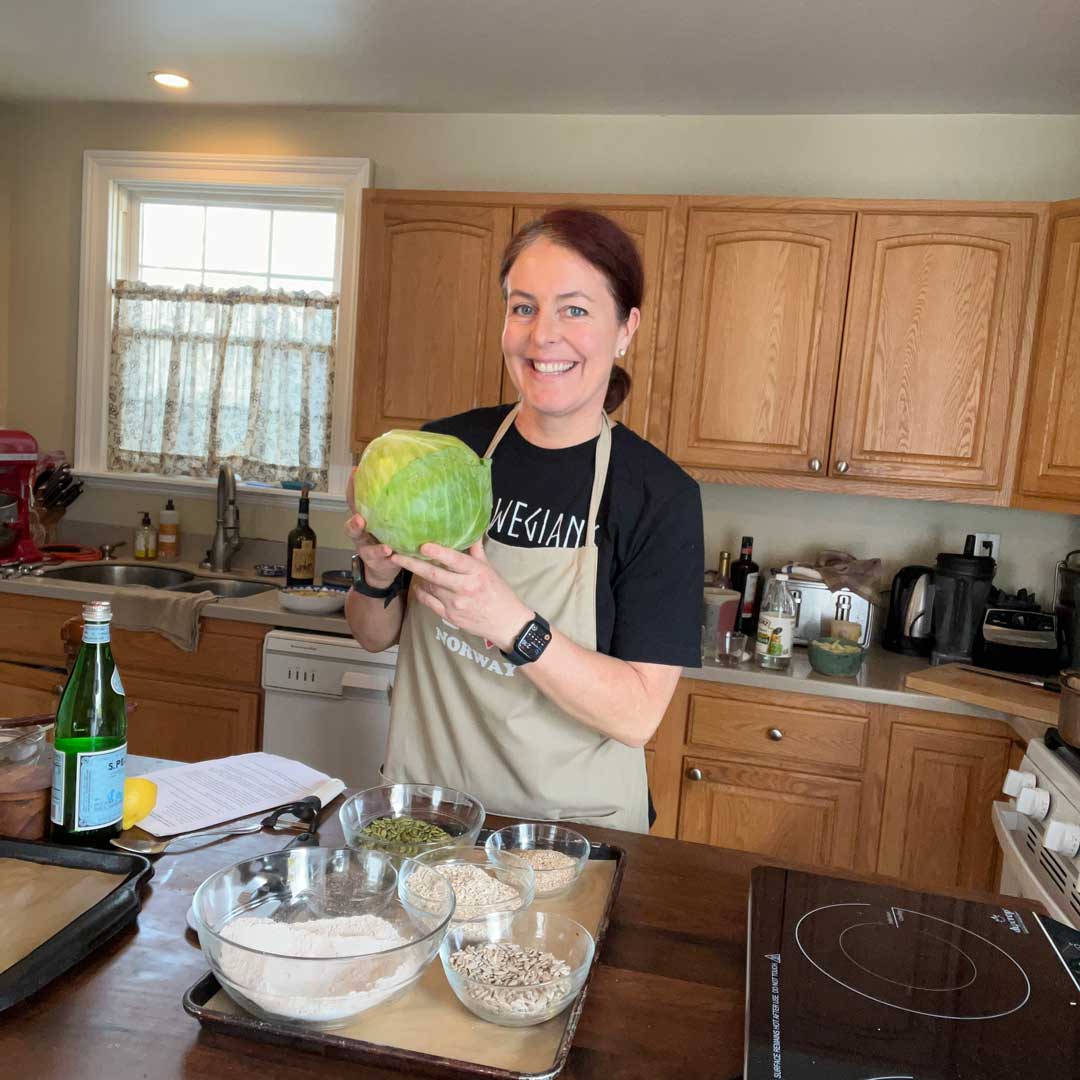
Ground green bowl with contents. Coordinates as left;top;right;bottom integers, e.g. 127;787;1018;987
807;636;865;677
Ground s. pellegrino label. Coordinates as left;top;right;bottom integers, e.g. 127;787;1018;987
50;601;128;846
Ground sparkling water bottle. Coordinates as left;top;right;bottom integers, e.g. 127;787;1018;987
50;601;127;846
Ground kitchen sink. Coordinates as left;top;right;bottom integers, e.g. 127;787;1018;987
44;564;195;588
170;578;276;598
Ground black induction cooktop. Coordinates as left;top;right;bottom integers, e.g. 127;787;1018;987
744;866;1080;1079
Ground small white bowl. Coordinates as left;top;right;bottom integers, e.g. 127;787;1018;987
277;587;347;614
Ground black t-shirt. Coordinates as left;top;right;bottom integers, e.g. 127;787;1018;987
422;405;703;667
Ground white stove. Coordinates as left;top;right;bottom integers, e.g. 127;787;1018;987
993;729;1080;928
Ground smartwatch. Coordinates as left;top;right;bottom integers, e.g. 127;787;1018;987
500;612;552;666
351;553;405;608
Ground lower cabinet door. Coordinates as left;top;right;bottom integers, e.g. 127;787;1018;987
123;675;260;763
876;722;1012;891
0;660;64;716
678;756;861;870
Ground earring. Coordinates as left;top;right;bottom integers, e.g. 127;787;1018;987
617;348;626;358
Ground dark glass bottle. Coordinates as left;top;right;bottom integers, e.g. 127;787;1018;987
730;535;761;636
716;550;732;589
50;601;127;846
286;485;318;588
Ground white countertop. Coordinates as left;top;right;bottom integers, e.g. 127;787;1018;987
0;563;1043;739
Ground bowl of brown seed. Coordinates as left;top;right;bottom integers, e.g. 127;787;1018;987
440;910;595;1027
405;846;535;923
339;783;486;861
485;823;591;898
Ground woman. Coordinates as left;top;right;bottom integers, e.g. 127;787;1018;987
345;209;703;833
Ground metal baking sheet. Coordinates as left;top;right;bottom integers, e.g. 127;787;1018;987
0;838;153;1011
184;839;626;1079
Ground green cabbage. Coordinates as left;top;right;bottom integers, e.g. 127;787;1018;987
355;430;493;556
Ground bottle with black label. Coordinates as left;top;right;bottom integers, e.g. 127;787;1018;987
286;485;317;588
730;535;761;636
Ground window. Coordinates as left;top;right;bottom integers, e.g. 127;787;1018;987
76;151;371;502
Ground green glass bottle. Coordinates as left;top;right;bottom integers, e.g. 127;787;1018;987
50;600;128;846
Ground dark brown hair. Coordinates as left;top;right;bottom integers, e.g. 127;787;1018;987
499;209;643;414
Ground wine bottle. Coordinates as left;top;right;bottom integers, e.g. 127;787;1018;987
50;601;127;846
729;536;761;636
286;485;317;588
716;550;732;589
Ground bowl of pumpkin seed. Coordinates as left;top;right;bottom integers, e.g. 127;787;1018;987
339;783;486;861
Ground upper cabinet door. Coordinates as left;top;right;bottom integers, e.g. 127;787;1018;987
667;209;855;476
509;199;680;440
831;212;1038;490
1018;202;1080;504
352;194;514;449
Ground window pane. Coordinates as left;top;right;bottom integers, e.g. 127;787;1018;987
203;270;268;291
138;266;203;289
140;203;204;269
270;276;335;294
205;207;271;274
270;210;337;279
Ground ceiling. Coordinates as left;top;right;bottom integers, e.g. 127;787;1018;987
1;0;1079;115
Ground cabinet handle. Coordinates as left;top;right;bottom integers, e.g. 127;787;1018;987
686;767;703;781
835;460;850;475
808;457;822;473
768;728;784;742
54;684;65;697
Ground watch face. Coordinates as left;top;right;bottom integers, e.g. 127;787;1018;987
518;621;552;661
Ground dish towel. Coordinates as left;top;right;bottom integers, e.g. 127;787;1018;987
109;586;218;651
777;550;883;605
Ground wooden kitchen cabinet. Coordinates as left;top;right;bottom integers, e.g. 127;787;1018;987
667;207;855;475
679;755;862;870
876;710;1013;892
351;192;514;449
1017;200;1080;508
0;659;63;716
831;209;1040;491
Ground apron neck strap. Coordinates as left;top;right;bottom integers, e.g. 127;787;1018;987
484;404;611;549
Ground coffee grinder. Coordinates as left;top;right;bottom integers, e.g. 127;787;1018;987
0;430;45;566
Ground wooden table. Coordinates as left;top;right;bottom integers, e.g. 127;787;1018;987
1;778;1021;1080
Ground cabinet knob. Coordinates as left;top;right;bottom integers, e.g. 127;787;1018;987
768;728;784;742
808;457;822;473
53;684;65;697
686;767;704;781
835;460;850;475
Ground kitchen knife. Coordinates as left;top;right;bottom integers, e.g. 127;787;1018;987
43;475;74;509
961;665;1061;693
39;464;71;506
54;481;83;509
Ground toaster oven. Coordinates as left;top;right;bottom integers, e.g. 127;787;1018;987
784;579;876;647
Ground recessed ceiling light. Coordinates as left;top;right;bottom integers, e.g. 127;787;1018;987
150;72;191;90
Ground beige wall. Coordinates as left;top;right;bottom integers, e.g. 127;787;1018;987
5;102;1080;590
0;105;11;426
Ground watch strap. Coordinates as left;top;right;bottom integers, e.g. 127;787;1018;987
351;554;405;608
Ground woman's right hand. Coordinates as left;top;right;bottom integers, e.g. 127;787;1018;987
345;467;399;588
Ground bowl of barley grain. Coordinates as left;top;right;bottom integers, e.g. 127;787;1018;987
440;910;595;1027
403;846;535;923
485;823;590;898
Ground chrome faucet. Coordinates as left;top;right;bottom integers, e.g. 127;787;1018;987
208;464;242;572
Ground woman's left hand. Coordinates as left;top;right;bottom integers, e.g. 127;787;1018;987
390;542;533;652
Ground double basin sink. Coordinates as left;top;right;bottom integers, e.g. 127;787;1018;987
43;563;276;598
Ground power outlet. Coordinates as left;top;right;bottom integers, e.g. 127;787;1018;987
972;533;1001;560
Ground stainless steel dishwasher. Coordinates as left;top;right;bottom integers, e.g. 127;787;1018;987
261;630;396;789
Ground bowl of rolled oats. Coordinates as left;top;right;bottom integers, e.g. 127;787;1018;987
439;910;595;1027
485;823;591;898
403;846;535;924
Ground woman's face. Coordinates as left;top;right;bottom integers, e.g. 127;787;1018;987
502;237;639;423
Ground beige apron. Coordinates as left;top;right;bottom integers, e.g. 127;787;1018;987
383;404;649;833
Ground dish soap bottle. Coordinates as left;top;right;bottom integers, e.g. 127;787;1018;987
134;511;157;560
158;499;180;562
755;572;796;670
286;485;317;588
50;601;127;847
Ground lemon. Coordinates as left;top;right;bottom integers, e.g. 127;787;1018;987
123;777;158;830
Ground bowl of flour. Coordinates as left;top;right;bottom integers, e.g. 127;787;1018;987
192;847;455;1030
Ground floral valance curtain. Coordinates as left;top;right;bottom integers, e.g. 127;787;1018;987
107;281;338;489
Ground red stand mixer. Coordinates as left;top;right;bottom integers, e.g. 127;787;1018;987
0;430;45;566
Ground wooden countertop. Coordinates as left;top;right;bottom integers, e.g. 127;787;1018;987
2;774;1028;1080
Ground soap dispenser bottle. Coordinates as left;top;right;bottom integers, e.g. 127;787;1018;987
134;511;157;560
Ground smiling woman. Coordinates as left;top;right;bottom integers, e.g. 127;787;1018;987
344;209;704;835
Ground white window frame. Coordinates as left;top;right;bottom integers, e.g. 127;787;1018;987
76;150;372;509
